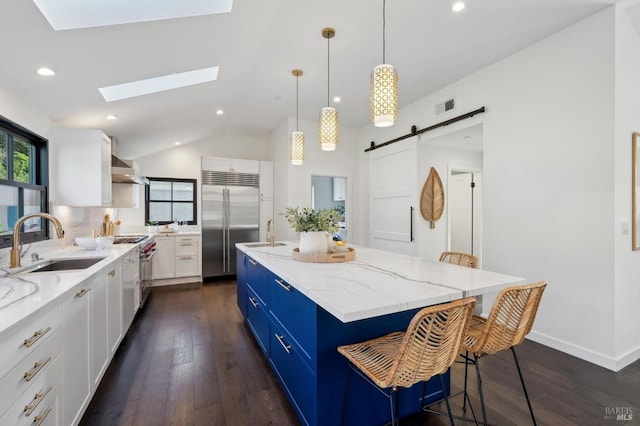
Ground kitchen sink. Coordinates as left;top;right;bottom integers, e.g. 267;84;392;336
27;257;107;273
244;242;287;248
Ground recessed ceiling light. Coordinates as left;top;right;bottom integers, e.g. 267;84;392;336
98;66;219;102
333;96;341;103
106;114;118;120
33;0;234;30
175;141;181;145
37;67;55;76
452;2;465;12
216;110;224;115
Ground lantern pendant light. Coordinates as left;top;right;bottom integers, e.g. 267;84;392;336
371;0;398;127
319;27;338;151
290;69;304;165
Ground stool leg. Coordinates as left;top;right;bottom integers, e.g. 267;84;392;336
389;388;398;426
474;353;488;426
438;374;455;426
341;363;352;426
463;351;470;411
511;347;537;426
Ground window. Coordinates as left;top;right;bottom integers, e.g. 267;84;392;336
0;115;49;248
145;178;197;225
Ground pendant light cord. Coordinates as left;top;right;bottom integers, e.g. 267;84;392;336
296;74;299;131
326;35;330;107
382;0;386;64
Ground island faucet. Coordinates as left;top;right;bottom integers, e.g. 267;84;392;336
267;219;275;247
10;212;65;268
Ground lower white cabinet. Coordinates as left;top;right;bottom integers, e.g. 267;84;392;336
107;260;123;357
152;236;175;279
152;234;202;283
175;235;199;277
90;271;109;390
63;283;92;426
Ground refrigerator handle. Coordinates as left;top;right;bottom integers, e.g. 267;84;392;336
225;188;231;272
222;188;227;271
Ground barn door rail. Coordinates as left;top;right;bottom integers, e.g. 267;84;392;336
364;106;486;153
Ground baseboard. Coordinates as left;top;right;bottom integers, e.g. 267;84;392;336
526;331;633;372
152;276;202;287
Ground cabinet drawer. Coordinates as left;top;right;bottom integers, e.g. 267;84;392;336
246;256;269;306
0;361;63;426
175;240;198;256
270;323;316;426
0;303;62;381
269;273;316;364
246;284;270;356
0;327;62;416
175;256;198;277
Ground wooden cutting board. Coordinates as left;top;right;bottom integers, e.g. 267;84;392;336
420;167;444;228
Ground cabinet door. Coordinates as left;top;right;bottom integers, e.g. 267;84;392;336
259;198;274;242
201;156;232;172
100;132;112;206
90;272;109;389
259;161;274;200
232;159;259;174
332;177;346;201
175;236;198;256
107;261;123;357
63;284;92;426
152;236;175;279
175;256;198;277
236;252;247;317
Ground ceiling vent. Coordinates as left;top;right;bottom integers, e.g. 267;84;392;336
435;98;455;116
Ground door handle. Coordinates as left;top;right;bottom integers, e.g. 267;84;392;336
410;206;414;242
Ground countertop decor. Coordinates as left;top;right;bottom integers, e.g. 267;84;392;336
292;246;355;263
284;207;340;254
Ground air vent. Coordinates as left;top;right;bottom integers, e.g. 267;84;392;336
202;170;259;188
435;98;455;115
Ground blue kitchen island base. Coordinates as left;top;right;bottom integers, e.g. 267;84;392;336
236;251;448;426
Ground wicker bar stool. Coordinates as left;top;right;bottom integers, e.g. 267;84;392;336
460;281;547;425
337;297;476;425
439;251;479;268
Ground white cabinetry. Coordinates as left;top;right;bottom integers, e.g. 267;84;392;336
259;161;274;240
175;235;199;277
152;236;175;279
0;303;63;425
107;260;123;357
201;156;259;174
112;183;143;208
53;126;112;206
333;177;346;201
63;283;92;426
90;271;109;390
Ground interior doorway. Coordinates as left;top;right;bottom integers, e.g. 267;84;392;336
449;170;481;259
311;175;347;241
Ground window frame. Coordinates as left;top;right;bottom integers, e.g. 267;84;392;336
145;177;197;226
0;115;49;249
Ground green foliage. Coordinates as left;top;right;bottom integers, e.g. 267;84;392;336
284;207;339;234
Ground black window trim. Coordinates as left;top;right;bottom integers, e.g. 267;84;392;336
145;177;197;226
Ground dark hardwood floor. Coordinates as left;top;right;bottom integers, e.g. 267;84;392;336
81;281;640;426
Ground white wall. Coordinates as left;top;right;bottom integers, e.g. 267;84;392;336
613;6;640;367
270;117;359;242
359;7;621;369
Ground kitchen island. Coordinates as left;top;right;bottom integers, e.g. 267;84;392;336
236;242;525;426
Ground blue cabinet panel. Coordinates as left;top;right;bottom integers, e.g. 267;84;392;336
246;256;269;306
236;253;247;317
246;284;270;356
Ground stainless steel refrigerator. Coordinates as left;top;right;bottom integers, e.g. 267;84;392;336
202;171;260;278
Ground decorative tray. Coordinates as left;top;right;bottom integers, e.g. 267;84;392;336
292;247;355;263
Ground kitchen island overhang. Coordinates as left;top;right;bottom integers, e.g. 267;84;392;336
235;242;525;425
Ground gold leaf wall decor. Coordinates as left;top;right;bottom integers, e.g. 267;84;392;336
420;167;444;228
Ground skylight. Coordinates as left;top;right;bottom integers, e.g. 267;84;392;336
98;67;219;102
32;0;234;30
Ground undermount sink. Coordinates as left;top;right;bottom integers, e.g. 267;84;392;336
244;242;287;248
26;257;107;273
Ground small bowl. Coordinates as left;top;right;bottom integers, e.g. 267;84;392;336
97;236;114;249
75;237;97;250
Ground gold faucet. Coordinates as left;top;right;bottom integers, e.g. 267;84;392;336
267;219;275;247
10;213;65;268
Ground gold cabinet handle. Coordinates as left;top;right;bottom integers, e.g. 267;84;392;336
248;258;258;266
33;406;52;426
179;243;194;246
108;270;116;278
179;257;193;260
275;334;291;354
75;288;90;298
23;327;52;348
248;297;259;308
23;356;52;382
274;278;291;291
23;386;51;416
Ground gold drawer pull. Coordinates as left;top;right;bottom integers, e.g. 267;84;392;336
179;257;193;260
179;243;194;246
75;288;90;298
274;278;291;291
108;270;116;277
275;334;291;354
23;386;51;416
23;356;52;382
33;406;52;426
248;297;259;308
248;258;258;265
23;327;52;348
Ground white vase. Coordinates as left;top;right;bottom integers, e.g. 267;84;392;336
299;231;328;254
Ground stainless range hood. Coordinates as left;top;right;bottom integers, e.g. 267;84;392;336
112;155;149;185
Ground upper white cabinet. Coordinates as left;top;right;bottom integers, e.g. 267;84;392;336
201;156;259;174
259;161;273;200
53;127;112;206
333;177;346;201
112;183;143;208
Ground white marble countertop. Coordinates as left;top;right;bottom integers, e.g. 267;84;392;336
0;243;139;338
236;242;526;323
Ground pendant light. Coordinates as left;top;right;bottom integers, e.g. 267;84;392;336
319;27;338;151
370;0;398;127
290;69;304;165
